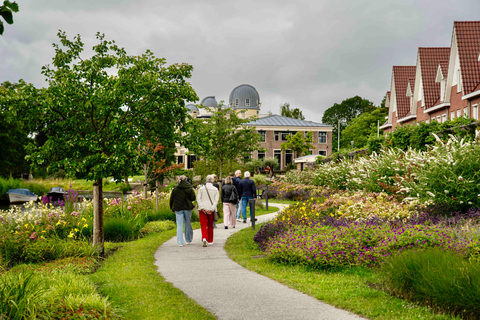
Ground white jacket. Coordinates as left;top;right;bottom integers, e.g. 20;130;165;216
197;183;219;212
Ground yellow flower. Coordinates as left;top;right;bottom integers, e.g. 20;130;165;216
82;218;87;222
83;224;88;228
330;213;334;217
74;228;79;232
68;233;74;238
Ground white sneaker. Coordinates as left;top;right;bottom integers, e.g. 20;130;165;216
236;218;242;222
202;239;207;247
208;242;213;245
179;244;184;247
186;242;192;245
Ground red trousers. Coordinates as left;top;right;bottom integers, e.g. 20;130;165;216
199;210;214;243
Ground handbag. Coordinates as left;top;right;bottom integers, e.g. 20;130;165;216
228;186;239;204
205;185;219;222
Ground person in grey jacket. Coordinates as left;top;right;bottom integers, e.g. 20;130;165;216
169;175;196;247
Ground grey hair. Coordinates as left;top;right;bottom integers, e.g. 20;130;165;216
244;171;251;178
235;170;241;175
178;175;187;181
205;175;214;183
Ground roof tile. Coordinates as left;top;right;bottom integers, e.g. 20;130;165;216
392;66;416;118
418;48;451;109
454;21;480;94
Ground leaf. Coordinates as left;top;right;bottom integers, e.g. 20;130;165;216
0;9;13;24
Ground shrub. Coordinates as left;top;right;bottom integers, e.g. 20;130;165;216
0;269;45;319
22;238;96;264
380;249;480;319
140;220;175;235
103;218;138;242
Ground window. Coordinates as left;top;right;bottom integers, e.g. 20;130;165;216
464;107;469;118
457;110;461;118
187;155;197;169
307;150;313;155
426;119;430;124
245;99;250;106
318;150;327;156
243;155;251;162
451;111;455;120
473;105;478;120
318;132;327;143
275;131;296;141
257;151;266;160
436;116;441;123
235;99;239;106
442;114;447;123
177;155;184;165
457;69;462;93
273;150;282;170
281;132;291;141
285;149;293;166
274;131;280;141
258;130;266;142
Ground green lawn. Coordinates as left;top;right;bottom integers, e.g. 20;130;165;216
224;226;460;320
88;223;215;320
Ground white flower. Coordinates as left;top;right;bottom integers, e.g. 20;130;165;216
444;190;449;194
460;201;464;204
458;176;464;181
426;191;435;197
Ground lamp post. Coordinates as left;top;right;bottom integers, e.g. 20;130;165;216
351;140;354;150
337;119;340;151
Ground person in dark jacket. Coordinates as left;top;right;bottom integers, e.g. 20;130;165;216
239;171;256;223
169;175;196;246
232;170;243;221
221;176;239;229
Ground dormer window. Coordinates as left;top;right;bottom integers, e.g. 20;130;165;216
235;99;239;107
245;99;250;106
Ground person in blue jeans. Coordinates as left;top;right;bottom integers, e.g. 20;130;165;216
232;170;243;221
169;175;196;246
239;171;256;223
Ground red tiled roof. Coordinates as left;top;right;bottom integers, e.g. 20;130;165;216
418;48;451;109
392;66;416;118
454;21;480;94
438;60;449;78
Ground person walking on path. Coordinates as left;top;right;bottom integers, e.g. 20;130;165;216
212;174;220;190
239;171;256;223
169;175;196;247
197;175;219;247
233;170;243;222
221;176;239;229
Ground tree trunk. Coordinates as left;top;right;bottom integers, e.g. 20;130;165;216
124;175;129;186
155;180;159;212
144;164;148;199
93;178;104;256
219;159;223;188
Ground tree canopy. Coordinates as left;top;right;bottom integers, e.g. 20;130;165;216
280;103;305;120
281;131;314;157
183;106;261;180
340;107;388;149
321;96;376;151
0;1;18;35
7;31;198;253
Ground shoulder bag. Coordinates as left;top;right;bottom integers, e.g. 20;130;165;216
205;185;219;222
228;186;239;204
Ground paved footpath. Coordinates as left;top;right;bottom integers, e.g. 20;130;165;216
154;204;367;320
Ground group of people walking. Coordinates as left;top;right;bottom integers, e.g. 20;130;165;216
169;171;257;247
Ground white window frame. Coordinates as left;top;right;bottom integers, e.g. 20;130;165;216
451;111;455;120
258;130;266;142
457;69;462;93
463;107;469;118
273;149;282;170
442;114;447;123
318;132;327;143
473;105;478;120
318;150;327;156
426;119;430;124
257;150;266;160
235;98;239;106
245;98;250;107
457;109;461;118
436;116;441;122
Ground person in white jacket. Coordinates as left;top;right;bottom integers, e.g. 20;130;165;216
197;175;220;247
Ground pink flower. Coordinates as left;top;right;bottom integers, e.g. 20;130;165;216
127;206;132;210
29;232;37;240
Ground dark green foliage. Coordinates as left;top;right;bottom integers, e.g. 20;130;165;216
280;103;305;120
22;239;96;264
366;135;384;153
0;177;48;198
103;218;138;242
380;249;480;319
0;1;19;35
340;107;388;149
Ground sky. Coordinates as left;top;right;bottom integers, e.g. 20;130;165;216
1;0;480;124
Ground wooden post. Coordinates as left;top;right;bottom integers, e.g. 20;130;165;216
93;178;104;256
156;180;159;212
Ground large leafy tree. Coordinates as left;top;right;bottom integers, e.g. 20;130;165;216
280;103;305;120
0;81;32;177
281;131;314;157
10;31;197;254
322;96;376;151
0;1;18;35
184;106;261;181
340;107;388;149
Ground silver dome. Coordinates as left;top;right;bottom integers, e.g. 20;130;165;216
185;104;198;113
229;84;260;110
200;96;218;108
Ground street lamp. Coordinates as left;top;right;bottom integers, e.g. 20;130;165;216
351;140;354;150
337;119;346;151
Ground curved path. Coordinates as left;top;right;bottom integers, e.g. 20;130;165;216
154;204;366;320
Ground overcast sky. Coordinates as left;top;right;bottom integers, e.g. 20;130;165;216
1;0;480;123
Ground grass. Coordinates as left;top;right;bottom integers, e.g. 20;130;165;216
224;225;461;320
88;222;216;320
267;199;298;205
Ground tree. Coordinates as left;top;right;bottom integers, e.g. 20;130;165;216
321;96;376;151
281;131;314;158
340;107;388;149
0;82;31;177
280;103;305;120
184;105;261;181
11;31;197;254
0;1;18;35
